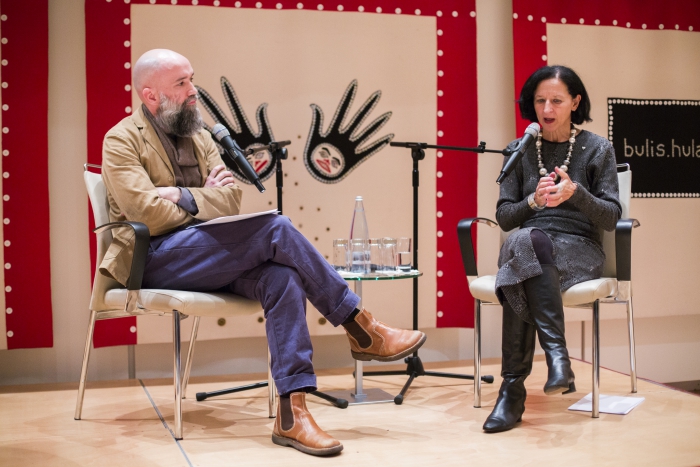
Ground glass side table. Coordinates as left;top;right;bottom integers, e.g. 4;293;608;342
324;269;422;405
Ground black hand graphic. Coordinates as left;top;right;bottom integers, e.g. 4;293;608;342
303;80;394;183
197;77;276;183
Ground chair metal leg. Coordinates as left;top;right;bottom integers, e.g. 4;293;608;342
127;345;136;379
474;299;482;408
626;298;638;393
75;310;98;420
173;310;183;439
592;300;600;418
267;347;276;418
181;316;201;399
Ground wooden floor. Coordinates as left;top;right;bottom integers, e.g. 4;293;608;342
2;357;700;467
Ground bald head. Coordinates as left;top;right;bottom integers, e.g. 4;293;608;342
132;49;197;116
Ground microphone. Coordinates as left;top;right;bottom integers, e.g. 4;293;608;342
496;122;540;185
211;123;265;193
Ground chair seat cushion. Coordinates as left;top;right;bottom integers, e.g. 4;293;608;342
103;288;262;317
469;275;617;306
562;278;617;306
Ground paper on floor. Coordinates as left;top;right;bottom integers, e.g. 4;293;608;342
568;393;645;415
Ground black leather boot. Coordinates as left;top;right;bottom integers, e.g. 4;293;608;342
483;302;536;433
524;264;576;395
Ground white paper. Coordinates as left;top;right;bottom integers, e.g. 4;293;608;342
188;209;279;228
568;393;645;415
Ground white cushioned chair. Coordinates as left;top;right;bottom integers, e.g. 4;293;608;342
75;165;275;439
457;164;639;417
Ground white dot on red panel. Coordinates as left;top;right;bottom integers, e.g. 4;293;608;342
561;18;566;24
415;9;420;15
376;7;382;13
358;6;364;12
541;17;546;22
0;15;7;21
337;5;343;11
437;270;444;277
437;130;444;137
512;13;518;19
613;20;618;25
1;38;7;45
256;2;262;8
3;218;9;224
579;18;584;24
437;311;443;318
595;19;600;25
130;326;137;333
1;60;7;66
317;4;323;10
437;151;443;157
438;70;444;77
3;240;9;246
437;172;443;178
470;11;475;18
2;104;7;110
124;18;130;25
542;55;547;61
4;286;10;292
527;15;532;21
6;331;13;338
5;308;12;314
437;110;443;117
452;11;458;17
437;231;443;237
437;251;443;258
395;8;401;14
124;40;130;47
437;291;444;297
437;29;443;36
125;84;131;91
437;191;443;198
4;263;10;270
297;3;303;8
125;106;132;113
437;90;444;96
2;127;8;133
124;62;131;69
1;150;7;156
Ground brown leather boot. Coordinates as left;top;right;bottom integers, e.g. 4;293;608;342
271;392;343;456
344;308;426;362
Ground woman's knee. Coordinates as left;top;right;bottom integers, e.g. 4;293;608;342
529;229;554;265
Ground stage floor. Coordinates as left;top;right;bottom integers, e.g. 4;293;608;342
1;357;699;466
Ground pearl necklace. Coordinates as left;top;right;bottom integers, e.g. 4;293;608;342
536;125;577;177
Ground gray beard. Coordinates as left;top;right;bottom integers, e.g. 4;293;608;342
155;93;204;138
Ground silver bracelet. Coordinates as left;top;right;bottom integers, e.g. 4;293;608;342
528;193;545;211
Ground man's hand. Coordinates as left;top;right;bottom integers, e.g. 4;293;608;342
205;164;235;188
544;167;577;207
157;186;182;204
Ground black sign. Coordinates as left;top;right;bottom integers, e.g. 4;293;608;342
608;98;700;198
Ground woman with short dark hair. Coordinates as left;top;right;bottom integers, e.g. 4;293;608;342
484;65;621;433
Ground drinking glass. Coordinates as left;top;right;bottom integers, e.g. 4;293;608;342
381;237;397;271
332;239;349;271
369;238;382;272
396;237;412;272
350;238;370;273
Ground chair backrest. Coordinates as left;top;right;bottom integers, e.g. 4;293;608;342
499;165;631;278
84;165;123;310
601;164;631;277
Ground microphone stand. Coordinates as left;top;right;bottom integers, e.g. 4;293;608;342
195;141;349;409
361;141;505;404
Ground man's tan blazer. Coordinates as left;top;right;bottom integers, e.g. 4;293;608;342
100;105;243;286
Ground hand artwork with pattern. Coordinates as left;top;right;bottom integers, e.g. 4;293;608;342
197;77;276;183
303;80;394;183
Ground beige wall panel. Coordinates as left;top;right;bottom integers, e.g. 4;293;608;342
547;24;700;318
130;5;436;343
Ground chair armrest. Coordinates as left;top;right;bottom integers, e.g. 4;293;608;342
615;218;640;281
94;221;150;291
457;217;498;277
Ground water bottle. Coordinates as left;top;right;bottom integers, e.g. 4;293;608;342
349;196;370;273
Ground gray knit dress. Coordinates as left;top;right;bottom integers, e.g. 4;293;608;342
495;130;622;324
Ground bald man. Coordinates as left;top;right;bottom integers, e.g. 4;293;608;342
100;49;426;456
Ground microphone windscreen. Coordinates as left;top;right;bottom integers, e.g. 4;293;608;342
211;123;230;141
525;122;540;137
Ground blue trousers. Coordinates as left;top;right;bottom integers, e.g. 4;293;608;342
142;214;360;395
